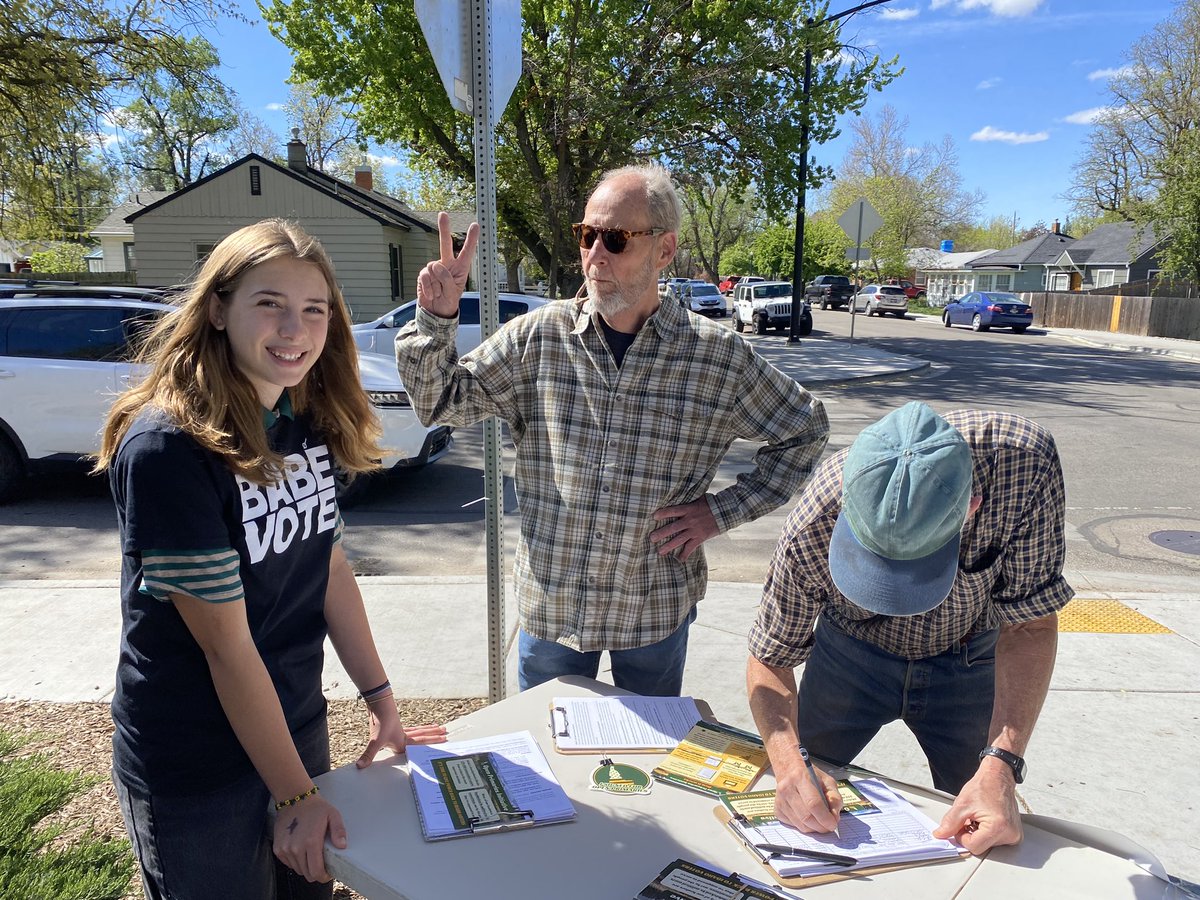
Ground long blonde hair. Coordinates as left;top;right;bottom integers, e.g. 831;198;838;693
95;219;382;483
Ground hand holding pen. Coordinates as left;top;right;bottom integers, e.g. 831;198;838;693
773;742;844;835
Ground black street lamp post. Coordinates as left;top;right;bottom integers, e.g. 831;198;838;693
789;0;893;343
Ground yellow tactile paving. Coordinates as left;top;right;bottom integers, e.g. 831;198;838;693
1057;599;1172;634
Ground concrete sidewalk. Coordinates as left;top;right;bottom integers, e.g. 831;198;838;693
2;327;1197;883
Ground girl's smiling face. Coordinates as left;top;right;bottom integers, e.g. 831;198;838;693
209;256;331;409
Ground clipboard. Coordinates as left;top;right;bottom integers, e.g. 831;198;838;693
547;697;716;754
406;732;576;841
712;805;972;888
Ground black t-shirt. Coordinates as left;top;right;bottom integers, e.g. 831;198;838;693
110;410;340;795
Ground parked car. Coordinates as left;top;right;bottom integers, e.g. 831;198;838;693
804;274;855;310
0;283;450;502
657;277;696;301
718;274;763;296
353;292;548;358
887;278;927;301
679;281;727;317
942;291;1033;333
853;284;910;317
732;281;811;335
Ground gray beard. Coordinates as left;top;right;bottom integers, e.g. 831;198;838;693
585;280;640;317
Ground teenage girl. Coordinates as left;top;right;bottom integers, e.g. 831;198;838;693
95;219;446;899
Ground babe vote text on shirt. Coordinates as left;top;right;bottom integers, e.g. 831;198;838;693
237;443;338;563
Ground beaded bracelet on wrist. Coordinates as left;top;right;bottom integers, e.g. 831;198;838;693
274;785;319;811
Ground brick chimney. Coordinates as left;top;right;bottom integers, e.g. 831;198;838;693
354;166;374;191
1051;219;1060;234
286;128;307;172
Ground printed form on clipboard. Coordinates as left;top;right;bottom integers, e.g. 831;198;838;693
720;778;967;881
406;730;575;841
549;695;705;752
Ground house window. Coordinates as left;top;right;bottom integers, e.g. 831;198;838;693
122;242;136;270
976;273;992;292
1052;273;1069;291
249;165;261;196
389;244;404;299
195;242;217;263
1095;269;1115;288
994;273;1012;291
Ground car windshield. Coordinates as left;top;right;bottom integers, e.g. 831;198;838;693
879;287;907;296
755;284;792;299
691;285;720;297
984;293;1021;303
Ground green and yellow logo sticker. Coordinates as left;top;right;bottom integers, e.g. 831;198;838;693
589;761;652;795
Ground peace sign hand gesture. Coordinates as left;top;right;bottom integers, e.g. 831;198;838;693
416;212;480;319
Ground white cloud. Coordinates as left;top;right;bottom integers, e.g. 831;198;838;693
368;153;402;168
934;0;1044;15
880;7;919;20
1062;107;1106;125
970;125;1049;144
265;102;284;111
1088;65;1134;81
977;77;1002;90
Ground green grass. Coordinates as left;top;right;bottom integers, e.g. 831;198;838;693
0;731;134;900
907;301;941;316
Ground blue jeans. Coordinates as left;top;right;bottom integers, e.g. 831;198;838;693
114;717;333;900
796;618;999;793
518;607;697;696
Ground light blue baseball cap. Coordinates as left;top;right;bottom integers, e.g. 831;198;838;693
829;402;973;616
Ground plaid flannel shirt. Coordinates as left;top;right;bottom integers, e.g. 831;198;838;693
396;296;828;652
749;409;1074;665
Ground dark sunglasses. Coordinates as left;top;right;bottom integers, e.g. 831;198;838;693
571;223;663;254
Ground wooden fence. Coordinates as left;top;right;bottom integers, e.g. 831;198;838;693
1023;291;1200;341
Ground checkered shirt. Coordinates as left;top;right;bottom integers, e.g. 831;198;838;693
396;296;828;652
749;409;1074;665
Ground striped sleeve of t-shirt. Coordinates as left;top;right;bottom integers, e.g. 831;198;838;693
140;516;344;604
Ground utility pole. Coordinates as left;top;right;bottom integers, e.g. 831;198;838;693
789;0;895;344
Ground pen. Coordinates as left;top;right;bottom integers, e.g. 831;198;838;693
754;843;858;867
798;743;841;838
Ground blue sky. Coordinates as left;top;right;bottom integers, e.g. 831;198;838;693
206;0;1175;232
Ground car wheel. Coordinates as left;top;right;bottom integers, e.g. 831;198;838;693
733;310;744;332
819;299;828;310
916;292;926;302
754;314;768;335
893;311;906;318
943;312;951;328
799;314;813;336
1012;326;1027;334
0;436;25;504
972;314;988;332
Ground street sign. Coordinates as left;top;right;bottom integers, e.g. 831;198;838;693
415;0;522;119
838;198;883;243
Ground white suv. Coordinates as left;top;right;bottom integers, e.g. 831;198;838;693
0;284;451;502
732;281;812;335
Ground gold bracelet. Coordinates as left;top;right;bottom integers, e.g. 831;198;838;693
274;785;319;811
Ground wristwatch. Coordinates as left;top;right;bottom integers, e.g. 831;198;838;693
979;746;1026;784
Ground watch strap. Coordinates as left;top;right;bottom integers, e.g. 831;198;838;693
979;745;1026;783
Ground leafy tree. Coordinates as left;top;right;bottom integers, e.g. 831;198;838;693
722;240;756;277
285;81;359;171
223;105;283;161
29;244;88;274
1064;110;1153;219
0;0;235;236
948;214;1020;252
1134;126;1200;281
262;0;898;293
112;36;239;190
830;105;982;278
746;214;847;282
679;179;759;283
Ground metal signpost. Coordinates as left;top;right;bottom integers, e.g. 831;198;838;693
417;0;522;704
838;197;882;341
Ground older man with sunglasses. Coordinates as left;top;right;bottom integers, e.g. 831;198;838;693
396;163;828;696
